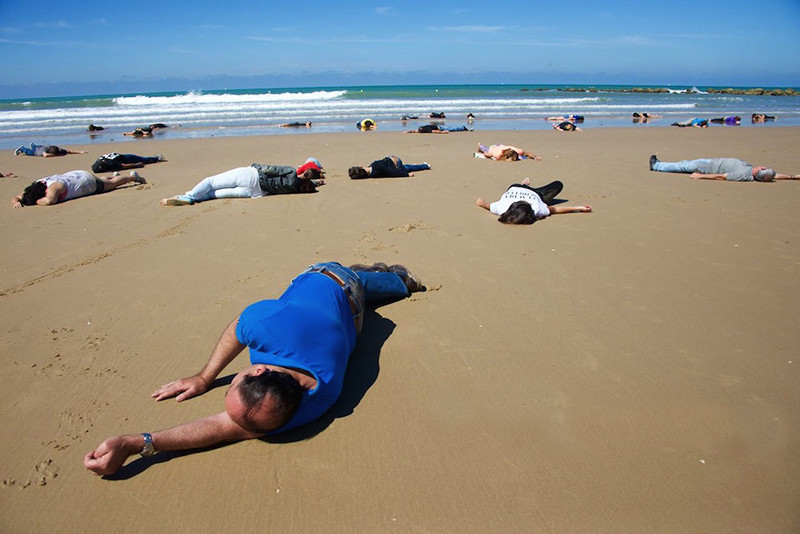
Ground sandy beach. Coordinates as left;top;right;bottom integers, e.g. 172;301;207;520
1;127;798;532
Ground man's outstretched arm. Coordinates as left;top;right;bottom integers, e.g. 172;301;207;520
689;173;727;180
152;316;245;402
84;411;261;476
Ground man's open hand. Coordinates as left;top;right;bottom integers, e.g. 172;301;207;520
152;375;209;402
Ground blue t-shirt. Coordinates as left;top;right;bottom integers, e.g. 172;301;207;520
236;272;356;432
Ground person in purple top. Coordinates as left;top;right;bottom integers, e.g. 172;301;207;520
84;261;425;476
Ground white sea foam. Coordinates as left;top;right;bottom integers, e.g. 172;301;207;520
114;90;348;106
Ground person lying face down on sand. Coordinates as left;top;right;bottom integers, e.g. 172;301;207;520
11;170;145;208
348;155;430;179
160;158;324;205
475;143;542;161
552;121;583;132
83;261;425;476
475;178;592;224
751;113;776;123
648;155;798;182
91;152;166;173
405;124;471;134
14;143;87;157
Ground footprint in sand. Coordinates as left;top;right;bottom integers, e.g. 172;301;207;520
388;220;430;233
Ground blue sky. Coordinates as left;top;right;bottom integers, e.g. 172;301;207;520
1;0;799;98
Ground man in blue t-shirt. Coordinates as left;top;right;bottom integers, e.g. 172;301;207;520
84;261;424;476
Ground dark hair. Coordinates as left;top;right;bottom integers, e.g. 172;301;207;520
238;371;305;432
348;166;369;180
298;179;317;193
21;181;47;205
498;148;519;161
45;145;66;156
498;200;536;225
302;168;322;181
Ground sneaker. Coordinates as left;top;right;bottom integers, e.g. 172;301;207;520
112;171;120;177
161;195;194;206
156;154;166;162
649;155;658;171
388;265;425;293
14;146;23;155
130;171;146;184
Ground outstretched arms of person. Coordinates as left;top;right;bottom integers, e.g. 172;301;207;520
152;316;245;402
84;411;261;475
689;173;727;180
548;204;592;214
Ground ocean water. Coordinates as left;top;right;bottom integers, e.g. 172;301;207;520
1;84;799;150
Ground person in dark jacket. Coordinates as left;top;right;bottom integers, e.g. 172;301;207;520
91;152;166;173
348;155;430;179
160;158;324;206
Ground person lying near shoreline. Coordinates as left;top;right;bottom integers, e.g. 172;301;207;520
474;143;542;161
87;124;105;131
91;152;166;173
405;124;471;134
670;118;708;128
709;116;741;125
649;155;798;182
160;158;324;206
632;112;661;119
83;260;425;476
124;128;153;137
348;156;430;179
357;119;376;131
751;113;776;123
11;170;145;208
546;115;584;122
279;121;312;127
552;121;583;132
14;143;87;157
475;178;591;224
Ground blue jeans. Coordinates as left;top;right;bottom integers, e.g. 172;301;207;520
442;126;468;132
16;143;42;156
301;262;410;334
653;159;711;174
396;158;430;173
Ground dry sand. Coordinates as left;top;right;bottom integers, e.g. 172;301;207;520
1;127;799;532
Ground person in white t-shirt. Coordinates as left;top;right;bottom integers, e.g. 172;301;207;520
476;178;591;224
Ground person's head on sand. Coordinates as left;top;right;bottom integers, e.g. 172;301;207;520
498;201;537;225
45;145;66;156
348;167;370;180
21;180;47;206
301;167;323;181
224;365;305;433
498;148;519;161
754;167;776;182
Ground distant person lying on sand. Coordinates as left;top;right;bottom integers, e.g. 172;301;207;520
649;155;798;181
405;124;471;134
751;113;776;123
546;115;584;122
670;118;708;128
632;112;661;119
356;119;376;131
160;158;324;206
552;121;583;132
348;156;430;179
87;124;105;131
84;260;424;476
475;143;542;161
124;128;153;137
14;143;87;157
430;112;446;118
279;121;312;127
91;152;166;173
11;170;145;208
467;113;475;121
400;115;418;120
710;116;741;125
0;172;17;178
476;178;591;224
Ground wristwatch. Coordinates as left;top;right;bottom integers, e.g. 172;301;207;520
140;433;156;457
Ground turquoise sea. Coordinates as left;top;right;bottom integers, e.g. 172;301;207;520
1;84;799;150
